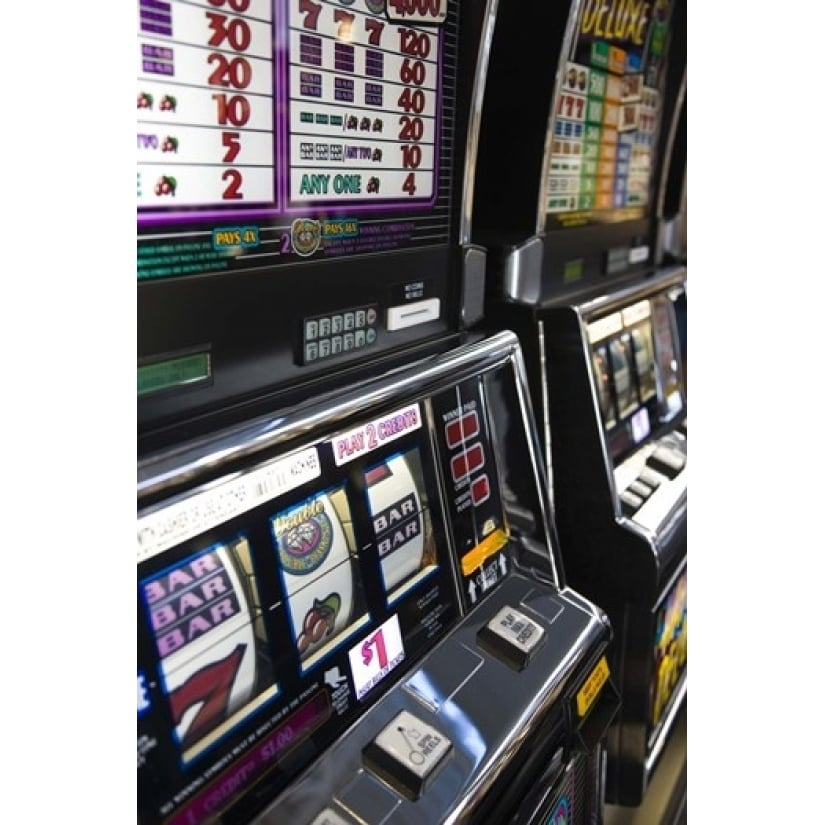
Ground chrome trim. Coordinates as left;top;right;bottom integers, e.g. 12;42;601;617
460;0;499;244
574;266;688;321
251;576;611;825
617;478;686;547
537;319;554;498
645;674;687;775
560;584;611;626
653;554;687;613
461;245;487;327
138;331;521;502
655;70;686;222
441;613;608;825
511;333;561;585
616;512;657;545
576;307;619;500
423;393;468;617
502;235;544;303
536;0;584;233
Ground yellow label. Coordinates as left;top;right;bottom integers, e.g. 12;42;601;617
576;656;610;718
460;528;508;577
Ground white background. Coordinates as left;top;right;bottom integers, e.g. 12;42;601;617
9;3;822;821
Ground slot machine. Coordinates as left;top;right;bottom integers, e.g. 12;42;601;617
137;330;620;825
468;0;687;810
137;0;620;821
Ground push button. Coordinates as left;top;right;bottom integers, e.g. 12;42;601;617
646;446;685;479
638;468;662;489
620;489;644;514
362;710;452;801
476;605;545;671
629;480;652;499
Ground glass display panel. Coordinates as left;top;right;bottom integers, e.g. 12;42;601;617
649;570;687;737
591;346;616;428
270;484;370;670
546;0;674;226
138;388;516;825
137;0;458;282
608;335;637;419
363;447;438;604
587;296;680;462
651;294;684;417
139;537;279;766
630;324;656;401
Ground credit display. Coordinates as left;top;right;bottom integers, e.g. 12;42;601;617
546;0;674;226
137;0;454;281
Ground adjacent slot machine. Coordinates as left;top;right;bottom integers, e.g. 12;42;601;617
472;0;686;304
467;0;687;809
137;330;619;825
543;268;686;807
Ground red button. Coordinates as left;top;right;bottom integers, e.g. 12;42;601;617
450;443;484;482
471;475;490;505
445;412;480;449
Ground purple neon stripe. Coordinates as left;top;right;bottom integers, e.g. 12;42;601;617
140;0;171;11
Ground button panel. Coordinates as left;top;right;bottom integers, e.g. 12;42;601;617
301;304;379;365
362;710;452;800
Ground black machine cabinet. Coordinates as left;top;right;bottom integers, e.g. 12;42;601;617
472;0;686;306
137;331;619;825
484;269;687;806
655;74;686;268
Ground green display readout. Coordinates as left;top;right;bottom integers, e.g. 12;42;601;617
563;258;584;283
138;352;211;397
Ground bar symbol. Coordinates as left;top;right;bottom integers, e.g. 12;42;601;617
139;0;172;36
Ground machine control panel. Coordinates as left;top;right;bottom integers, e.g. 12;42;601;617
616;433;686;521
302;305;379;364
138;332;613;825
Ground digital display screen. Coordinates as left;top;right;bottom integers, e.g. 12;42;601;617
137;351;211;398
137;0;457;282
137;391;505;825
587;298;671;461
546;0;674;226
649;570;686;735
